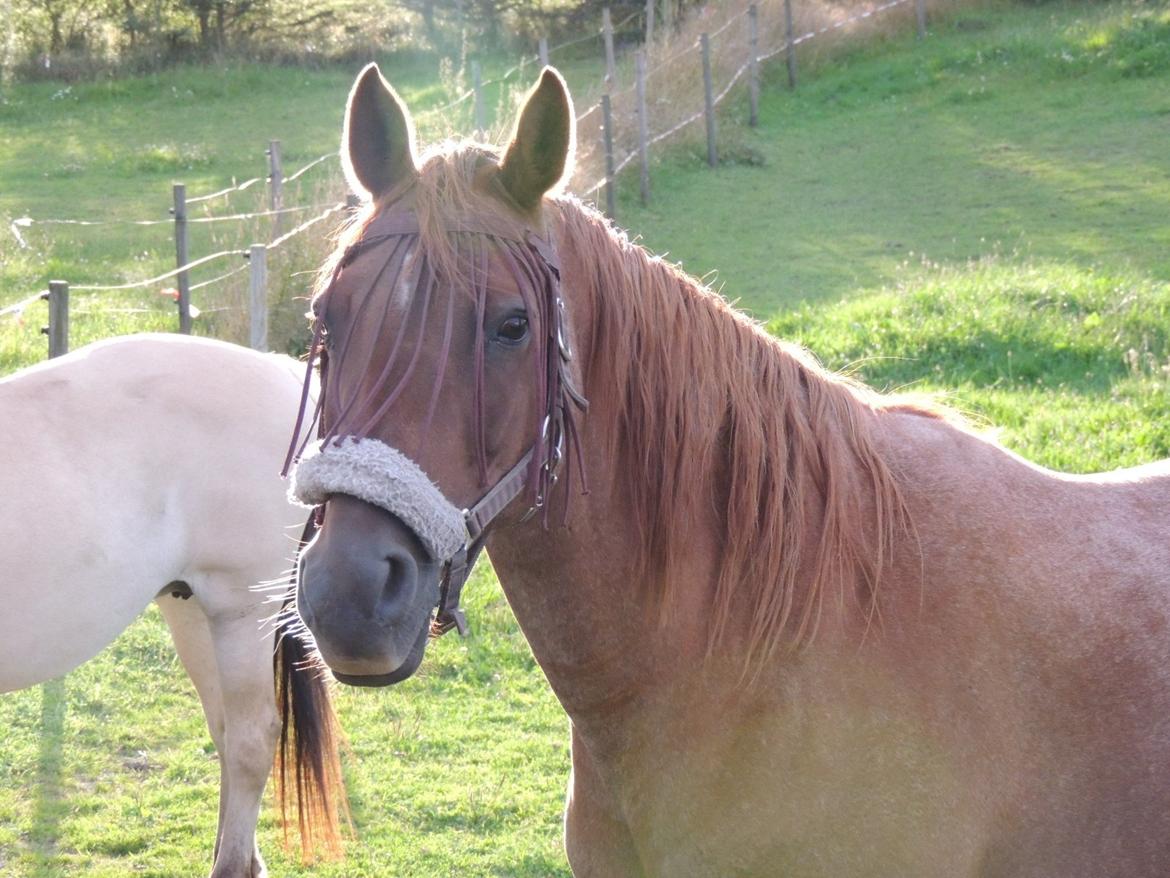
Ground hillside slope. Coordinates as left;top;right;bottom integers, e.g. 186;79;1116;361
626;0;1170;313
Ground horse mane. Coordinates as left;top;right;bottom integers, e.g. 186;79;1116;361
551;196;935;666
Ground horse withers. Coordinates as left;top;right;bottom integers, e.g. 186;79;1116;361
0;334;344;878
290;64;1170;876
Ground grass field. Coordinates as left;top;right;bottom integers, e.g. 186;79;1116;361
2;0;1169;875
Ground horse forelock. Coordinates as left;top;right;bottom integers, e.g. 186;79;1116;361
313;141;508;307
550;196;937;669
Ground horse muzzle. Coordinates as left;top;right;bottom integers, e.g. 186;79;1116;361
296;492;442;686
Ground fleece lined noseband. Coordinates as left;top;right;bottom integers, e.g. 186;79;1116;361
291;437;468;561
284;207;587;637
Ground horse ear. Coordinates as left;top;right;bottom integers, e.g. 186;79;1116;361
498;67;575;210
342;63;419;201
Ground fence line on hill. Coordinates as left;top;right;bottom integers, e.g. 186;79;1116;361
575;0;924;214
4;0;933;360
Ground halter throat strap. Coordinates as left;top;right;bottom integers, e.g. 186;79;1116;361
432;445;538;636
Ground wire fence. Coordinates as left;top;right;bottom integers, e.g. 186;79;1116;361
3;0;932;360
572;0;924;209
5;143;352;351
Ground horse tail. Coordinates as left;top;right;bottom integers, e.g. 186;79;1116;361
273;517;350;859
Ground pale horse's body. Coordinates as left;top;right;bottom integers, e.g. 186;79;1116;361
0;334;319;878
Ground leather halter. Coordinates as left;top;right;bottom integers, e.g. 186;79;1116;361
285;207;587;638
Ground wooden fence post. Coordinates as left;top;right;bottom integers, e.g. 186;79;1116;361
472;60;485;136
172;183;192;334
784;0;797;90
645;0;655;45
748;4;760;127
601;93;617;221
248;244;267;351
603;7;617;87
635;50;650;205
43;280;68;358
701;33;717;168
916;0;926;39
267;139;283;236
539;37;549;67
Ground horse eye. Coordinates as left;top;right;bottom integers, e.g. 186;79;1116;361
496;314;529;345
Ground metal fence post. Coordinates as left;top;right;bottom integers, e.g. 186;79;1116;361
645;0;655;45
43;280;69;358
472;60;485;136
635;50;650;204
601;93;617;221
248;244;267;351
916;0;927;39
784;0;797;90
748;4;760;127
171;183;192;334
267;139;283;237
701;33;717;168
603;7;617;87
539;37;549;67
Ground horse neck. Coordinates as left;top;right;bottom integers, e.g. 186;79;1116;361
488;200;900;723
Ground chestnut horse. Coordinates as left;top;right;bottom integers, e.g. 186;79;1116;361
289;64;1170;876
1;334;344;878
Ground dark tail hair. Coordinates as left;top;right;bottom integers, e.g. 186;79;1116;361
273;523;350;859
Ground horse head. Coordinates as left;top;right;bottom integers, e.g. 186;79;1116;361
291;63;585;686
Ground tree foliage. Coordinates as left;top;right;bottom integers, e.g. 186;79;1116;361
3;0;675;79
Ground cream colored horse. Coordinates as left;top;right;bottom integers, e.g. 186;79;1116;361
290;65;1170;876
0;334;343;878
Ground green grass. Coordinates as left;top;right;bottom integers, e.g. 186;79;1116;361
622;0;1170;313
0;566;571;877
769;258;1170;472
3;1;1170;875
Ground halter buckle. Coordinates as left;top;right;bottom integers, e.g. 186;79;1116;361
556;298;572;361
431;606;468;637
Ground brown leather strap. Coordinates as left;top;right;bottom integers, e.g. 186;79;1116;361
464;447;536;541
432;446;537;636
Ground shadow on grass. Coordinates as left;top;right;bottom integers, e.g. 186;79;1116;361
834;330;1133;397
28;677;68;871
489;851;571;877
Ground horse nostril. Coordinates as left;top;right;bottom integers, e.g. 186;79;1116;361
377;550;420;624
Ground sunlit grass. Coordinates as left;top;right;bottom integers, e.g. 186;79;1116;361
769;258;1170;471
0;564;570;877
